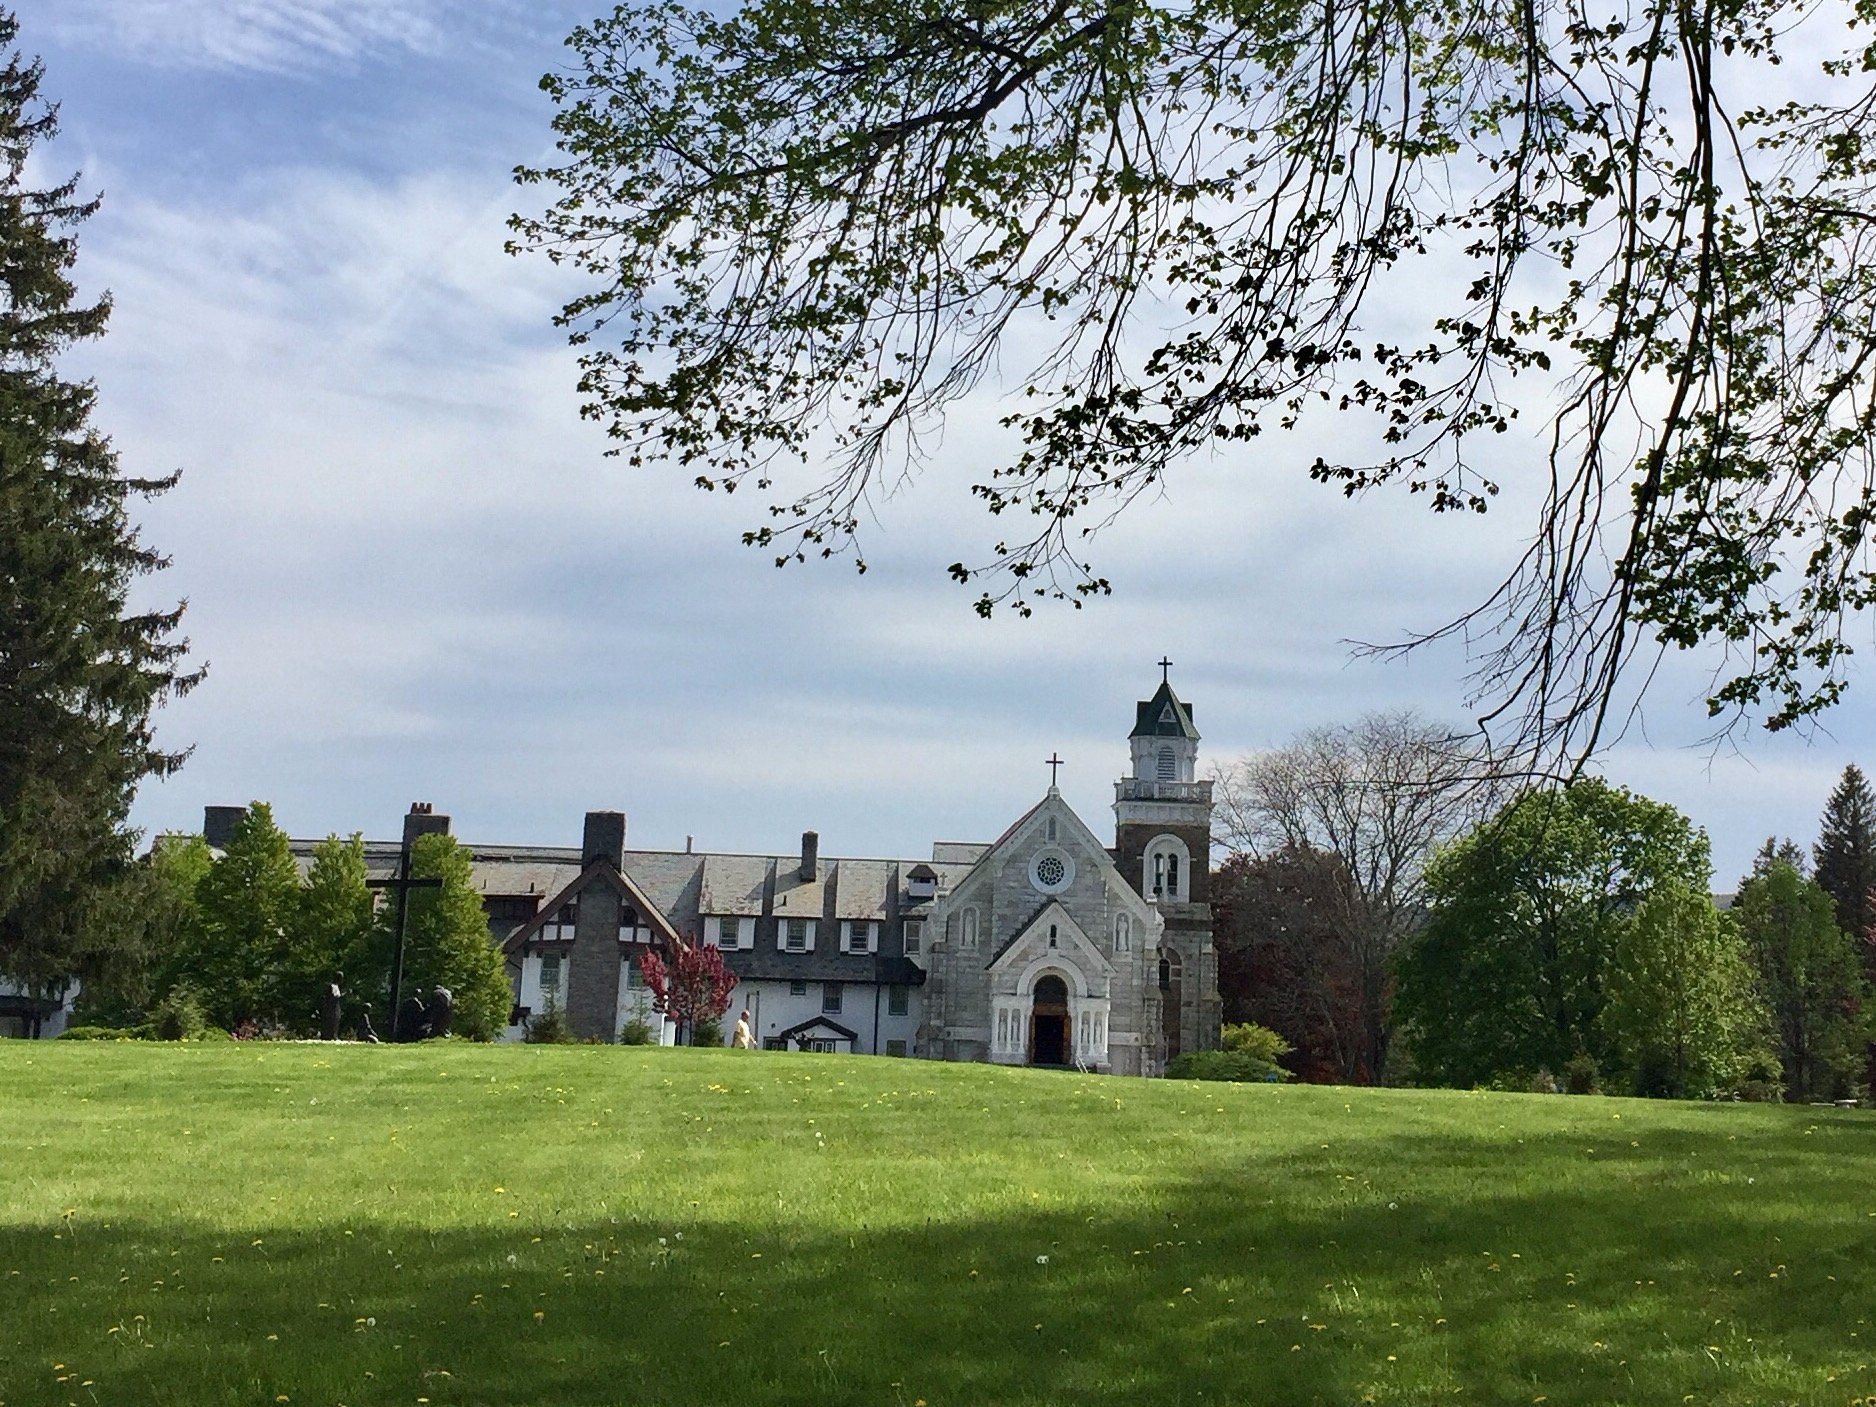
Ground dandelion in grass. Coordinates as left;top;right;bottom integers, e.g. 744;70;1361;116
1036;1255;1049;1265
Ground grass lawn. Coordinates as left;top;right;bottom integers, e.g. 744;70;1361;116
1;1045;1872;1407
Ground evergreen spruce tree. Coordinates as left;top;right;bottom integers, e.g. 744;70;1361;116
191;803;300;1030
387;833;512;1041
1814;764;1876;947
0;12;198;991
1754;837;1810;877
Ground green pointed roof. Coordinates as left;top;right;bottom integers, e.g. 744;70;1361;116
1131;679;1199;740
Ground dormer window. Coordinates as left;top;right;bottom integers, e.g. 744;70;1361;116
907;864;939;899
844;920;875;954
784;919;809;952
716;916;741;949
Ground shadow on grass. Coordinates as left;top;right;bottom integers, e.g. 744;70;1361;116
4;1115;1872;1407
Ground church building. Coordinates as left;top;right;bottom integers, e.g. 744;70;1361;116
254;674;1223;1074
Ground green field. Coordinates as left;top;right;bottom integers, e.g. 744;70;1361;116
1;1046;1871;1407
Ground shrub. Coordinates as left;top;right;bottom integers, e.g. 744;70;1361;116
1220;1022;1294;1066
1563;1051;1601;1095
617;1017;656;1046
1530;1068;1561;1094
690;1017;723;1047
1732;1048;1787;1103
57;1025;136;1041
151;983;211;1041
1167;1050;1288;1083
524;998;575;1045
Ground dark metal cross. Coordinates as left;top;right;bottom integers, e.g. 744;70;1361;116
1046;752;1064;787
367;810;447;1035
1158;655;1174;684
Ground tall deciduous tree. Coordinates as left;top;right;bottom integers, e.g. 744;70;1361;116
67;831;210;1027
0;11;198;992
1212;846;1361;1083
281;834;377;1034
1733;860;1869;1103
1395;779;1712;1087
514;0;1876;764
191;803;300;1030
1813;765;1876;948
385;832;512;1042
1213;711;1492;1081
1599;882;1768;1099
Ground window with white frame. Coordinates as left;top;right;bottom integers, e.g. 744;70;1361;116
624;958;644;990
789;979;808;996
844;920;874;954
822;982;843;1014
784;918;809;952
903;919;923;955
539;951;563;997
716;916;740;949
888;984;909;1016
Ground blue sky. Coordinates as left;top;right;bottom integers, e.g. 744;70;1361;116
19;0;1875;882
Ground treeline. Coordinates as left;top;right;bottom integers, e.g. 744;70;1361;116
1215;720;1876;1102
75;803;510;1040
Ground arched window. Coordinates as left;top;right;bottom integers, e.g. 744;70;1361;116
1046;815;1057;841
1157;745;1176;781
1115;912;1131;952
1145;835;1191;901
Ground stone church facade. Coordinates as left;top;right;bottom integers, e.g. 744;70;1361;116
915;678;1221;1074
234;675;1222;1074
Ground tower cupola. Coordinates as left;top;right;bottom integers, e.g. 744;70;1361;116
1128;678;1200;784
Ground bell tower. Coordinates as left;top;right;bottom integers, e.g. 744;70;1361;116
1113;664;1219;1062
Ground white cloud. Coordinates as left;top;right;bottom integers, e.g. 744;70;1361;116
43;0;451;74
40;24;1867;875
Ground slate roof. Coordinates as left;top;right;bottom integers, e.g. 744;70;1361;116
288;834;933;989
831;859;895;919
931;841;990;864
699;854;769;916
1131;680;1200;740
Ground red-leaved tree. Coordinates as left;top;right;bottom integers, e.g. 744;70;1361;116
639;938;736;1045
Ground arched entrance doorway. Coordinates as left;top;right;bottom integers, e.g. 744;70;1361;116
1029;974;1070;1066
1160;947;1184;1061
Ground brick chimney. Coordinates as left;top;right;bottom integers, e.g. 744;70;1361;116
202;805;244;850
402;802;450;847
583;811;627;869
800;830;819;881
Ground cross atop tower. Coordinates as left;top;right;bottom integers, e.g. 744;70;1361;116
1046;752;1064;788
1158;656;1173;684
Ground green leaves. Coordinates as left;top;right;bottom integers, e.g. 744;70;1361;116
514;0;1876;760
